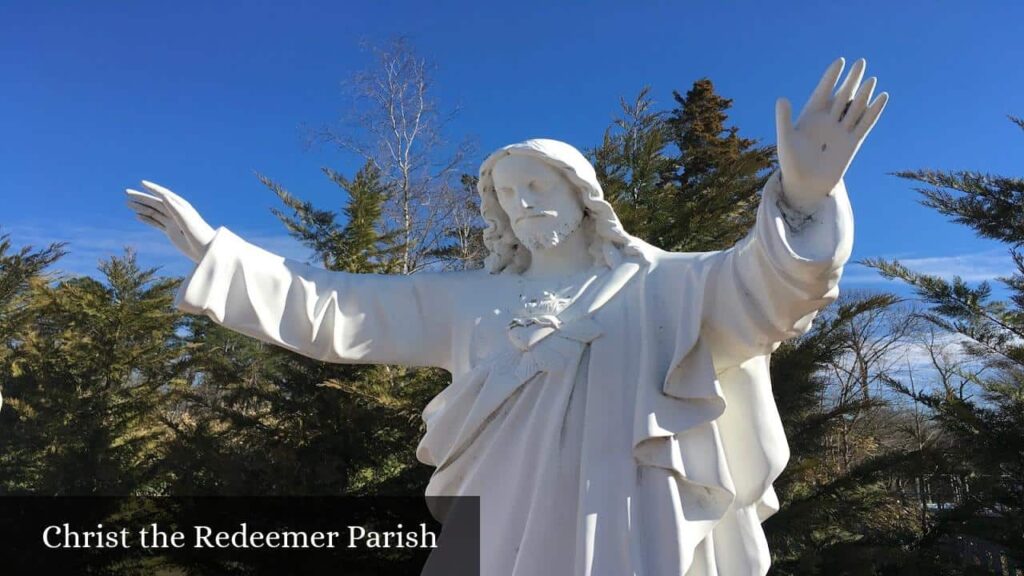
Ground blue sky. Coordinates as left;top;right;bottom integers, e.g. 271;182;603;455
2;1;1022;294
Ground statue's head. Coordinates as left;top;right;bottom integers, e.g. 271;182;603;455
478;139;641;274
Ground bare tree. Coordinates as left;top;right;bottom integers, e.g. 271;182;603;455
314;37;477;274
918;327;984;401
880;327;987;519
823;291;922;473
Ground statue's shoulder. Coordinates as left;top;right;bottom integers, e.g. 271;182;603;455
629;238;721;274
412;267;493;290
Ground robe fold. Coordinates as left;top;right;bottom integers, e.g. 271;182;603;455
175;170;853;576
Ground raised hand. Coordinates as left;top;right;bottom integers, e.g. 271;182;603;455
775;57;888;213
125;181;215;263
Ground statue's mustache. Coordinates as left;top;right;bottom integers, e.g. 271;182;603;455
515;210;558;224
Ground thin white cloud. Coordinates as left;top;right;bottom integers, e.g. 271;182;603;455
843;249;1014;285
826;328;986;402
884;332;971;371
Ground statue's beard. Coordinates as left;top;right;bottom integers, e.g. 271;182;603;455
516;217;582;251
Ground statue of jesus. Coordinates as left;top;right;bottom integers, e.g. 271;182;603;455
126;58;886;575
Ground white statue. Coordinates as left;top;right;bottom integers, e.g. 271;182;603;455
126;58;886;576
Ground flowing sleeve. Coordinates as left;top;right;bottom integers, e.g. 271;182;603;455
633;171;853;574
174;227;453;370
703;170;853;367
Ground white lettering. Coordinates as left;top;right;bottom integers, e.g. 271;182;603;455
348;526;366;548
347;524;437;548
40;523;130;549
42;525;61;549
194;525;213;548
193;525;340;548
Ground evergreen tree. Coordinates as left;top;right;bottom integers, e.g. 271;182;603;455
866;116;1024;566
591;88;675;241
0;235;64;492
165;314;409;495
1;250;182;495
260;161;402;273
662;79;776;252
591;80;774;252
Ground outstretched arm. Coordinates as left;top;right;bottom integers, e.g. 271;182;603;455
126;182;453;370
704;58;887;366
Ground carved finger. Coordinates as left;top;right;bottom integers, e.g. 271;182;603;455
140;181;190;233
143;181;205;228
127;199;173;228
853;92;888;142
140;180;180;202
775;97;794;148
140;179;211;259
135;213;165;231
807;57;845;114
844;76;876;130
139;180;172;204
831;58;866;120
125;189;161;205
126;190;169;215
128;200;172;225
140;181;197;225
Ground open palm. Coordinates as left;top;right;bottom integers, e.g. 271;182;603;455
776;58;888;213
125;181;215;263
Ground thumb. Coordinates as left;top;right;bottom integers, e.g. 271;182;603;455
775;97;794;146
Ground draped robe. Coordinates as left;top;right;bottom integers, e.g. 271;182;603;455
175;171;853;575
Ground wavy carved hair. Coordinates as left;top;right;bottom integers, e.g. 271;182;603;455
478;139;646;274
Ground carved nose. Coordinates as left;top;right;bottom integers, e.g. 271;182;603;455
522;182;545;203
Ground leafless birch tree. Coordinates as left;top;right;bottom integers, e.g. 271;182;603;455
315;37;478;274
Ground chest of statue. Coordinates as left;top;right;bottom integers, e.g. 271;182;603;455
461;263;643;368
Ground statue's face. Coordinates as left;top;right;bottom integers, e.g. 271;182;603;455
492;154;585;251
